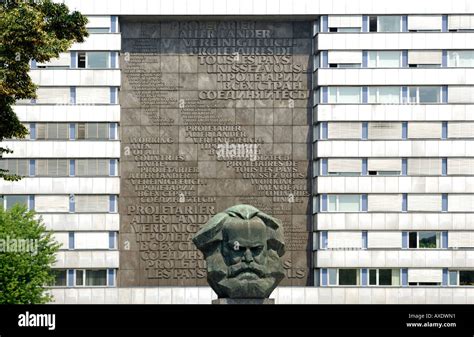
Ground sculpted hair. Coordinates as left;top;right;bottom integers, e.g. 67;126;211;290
192;204;285;257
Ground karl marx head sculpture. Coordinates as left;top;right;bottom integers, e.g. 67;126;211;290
193;204;286;299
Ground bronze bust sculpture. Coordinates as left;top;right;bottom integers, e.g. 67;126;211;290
193;204;285;299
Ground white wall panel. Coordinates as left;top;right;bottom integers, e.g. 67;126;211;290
368;194;402;212
75;232;109;249
327;231;362;248
449;195;474;212
407;159;442;175
408;194;441;212
367;231;402;248
37;53;71;68
53;232;70;250
408;123;442;139
0;178;120;195
408;269;442;283
328;15;362;28
36;195;70;213
71;34;121;51
449;87;474;104
448;15;474;30
448;122;474;138
327;123;361;139
328;159;362;173
54;251;119;268
86;16;111;28
14;105;121;122
448;158;474;175
368;123;401;140
29;70;120;87
408;15;443;31
368;159;401;172
449;231;474;248
328;51;362;64
40;214;119;231
0;141;120;158
408;51;442;64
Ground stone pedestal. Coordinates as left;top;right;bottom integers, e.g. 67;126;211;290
212;298;275;305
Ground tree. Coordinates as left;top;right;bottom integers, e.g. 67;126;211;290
0;0;88;180
0;204;60;304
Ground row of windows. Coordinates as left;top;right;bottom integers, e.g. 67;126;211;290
0;195;118;213
17;87;118;105
0;159;119;177
317;121;467;140
320;86;448;104
318;268;474;287
85;15;118;34
317;158;474;177
317;194;470;213
23;123;118;140
32;52;119;70
318;50;474;69
50;269;116;287
56;232;117;250
320;15;474;33
318;231;450;250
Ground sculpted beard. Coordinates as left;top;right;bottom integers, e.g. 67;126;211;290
206;248;284;298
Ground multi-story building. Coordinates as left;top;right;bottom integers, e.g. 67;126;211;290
1;0;474;303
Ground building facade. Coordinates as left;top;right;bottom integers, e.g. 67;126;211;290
2;0;474;303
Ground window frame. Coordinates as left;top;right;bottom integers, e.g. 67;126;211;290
367;51;402;68
327;194;362;212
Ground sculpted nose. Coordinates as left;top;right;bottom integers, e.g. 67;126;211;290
243;248;254;263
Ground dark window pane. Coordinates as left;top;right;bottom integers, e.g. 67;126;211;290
51;270;67;286
78;52;86;68
6;195;28;209
75;270;84;286
86;270;107;286
419;232;437;248
379;269;392;285
409;232;417;248
460;271;474;286
369;269;377;285
339;269;358;285
369;16;377;32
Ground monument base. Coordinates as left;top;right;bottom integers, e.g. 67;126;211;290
212;298;275;305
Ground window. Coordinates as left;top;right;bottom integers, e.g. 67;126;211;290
449;271;458;286
328;268;337;285
337;27;361;33
408;232;441;249
76;159;109;176
87;28;110;34
75;269;107;286
36;159;69;176
460;271;474;286
368;87;401;104
87;52;110;68
328;87;362;104
367;51;402;68
448;51;474;67
370;16;402;32
408;87;442;104
78;52;86;68
368;269;400;286
0;159;28;176
36;123;69;140
50;269;67;287
5;195;28;210
339;269;359;286
328;195;361;212
75;123;110;140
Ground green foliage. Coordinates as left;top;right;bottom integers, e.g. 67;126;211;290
0;204;60;304
0;0;88;180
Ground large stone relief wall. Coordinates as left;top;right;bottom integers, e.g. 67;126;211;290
119;19;312;287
